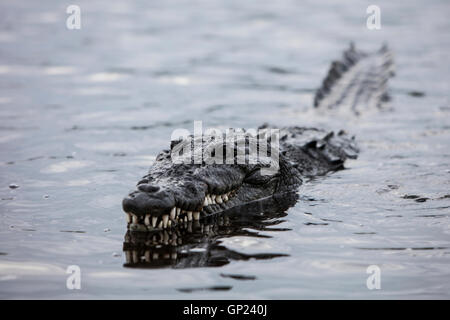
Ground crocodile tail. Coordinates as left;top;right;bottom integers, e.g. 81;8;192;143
314;43;395;115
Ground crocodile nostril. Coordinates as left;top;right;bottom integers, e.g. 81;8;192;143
137;184;160;193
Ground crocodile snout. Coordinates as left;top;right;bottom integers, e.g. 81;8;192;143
122;189;175;218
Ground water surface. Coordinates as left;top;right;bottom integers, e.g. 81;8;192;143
0;0;449;299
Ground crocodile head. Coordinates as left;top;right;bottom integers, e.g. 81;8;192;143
122;129;300;231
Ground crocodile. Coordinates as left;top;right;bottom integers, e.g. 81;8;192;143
122;44;394;232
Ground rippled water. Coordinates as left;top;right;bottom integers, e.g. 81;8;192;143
0;0;449;299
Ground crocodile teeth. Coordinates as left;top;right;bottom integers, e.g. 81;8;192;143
203;197;208;206
170;207;176;220
193;211;200;220
132;215;138;224
187;211;193;221
158;220;163;228
152;216;158;227
126;213;131;223
144;214;151;226
168;220;172;227
176;207;181;216
223;195;228;202
216;195;223;204
162;215;169;228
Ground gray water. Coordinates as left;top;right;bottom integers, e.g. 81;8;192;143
0;0;449;299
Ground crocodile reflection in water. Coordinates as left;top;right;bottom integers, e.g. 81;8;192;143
123;192;297;269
